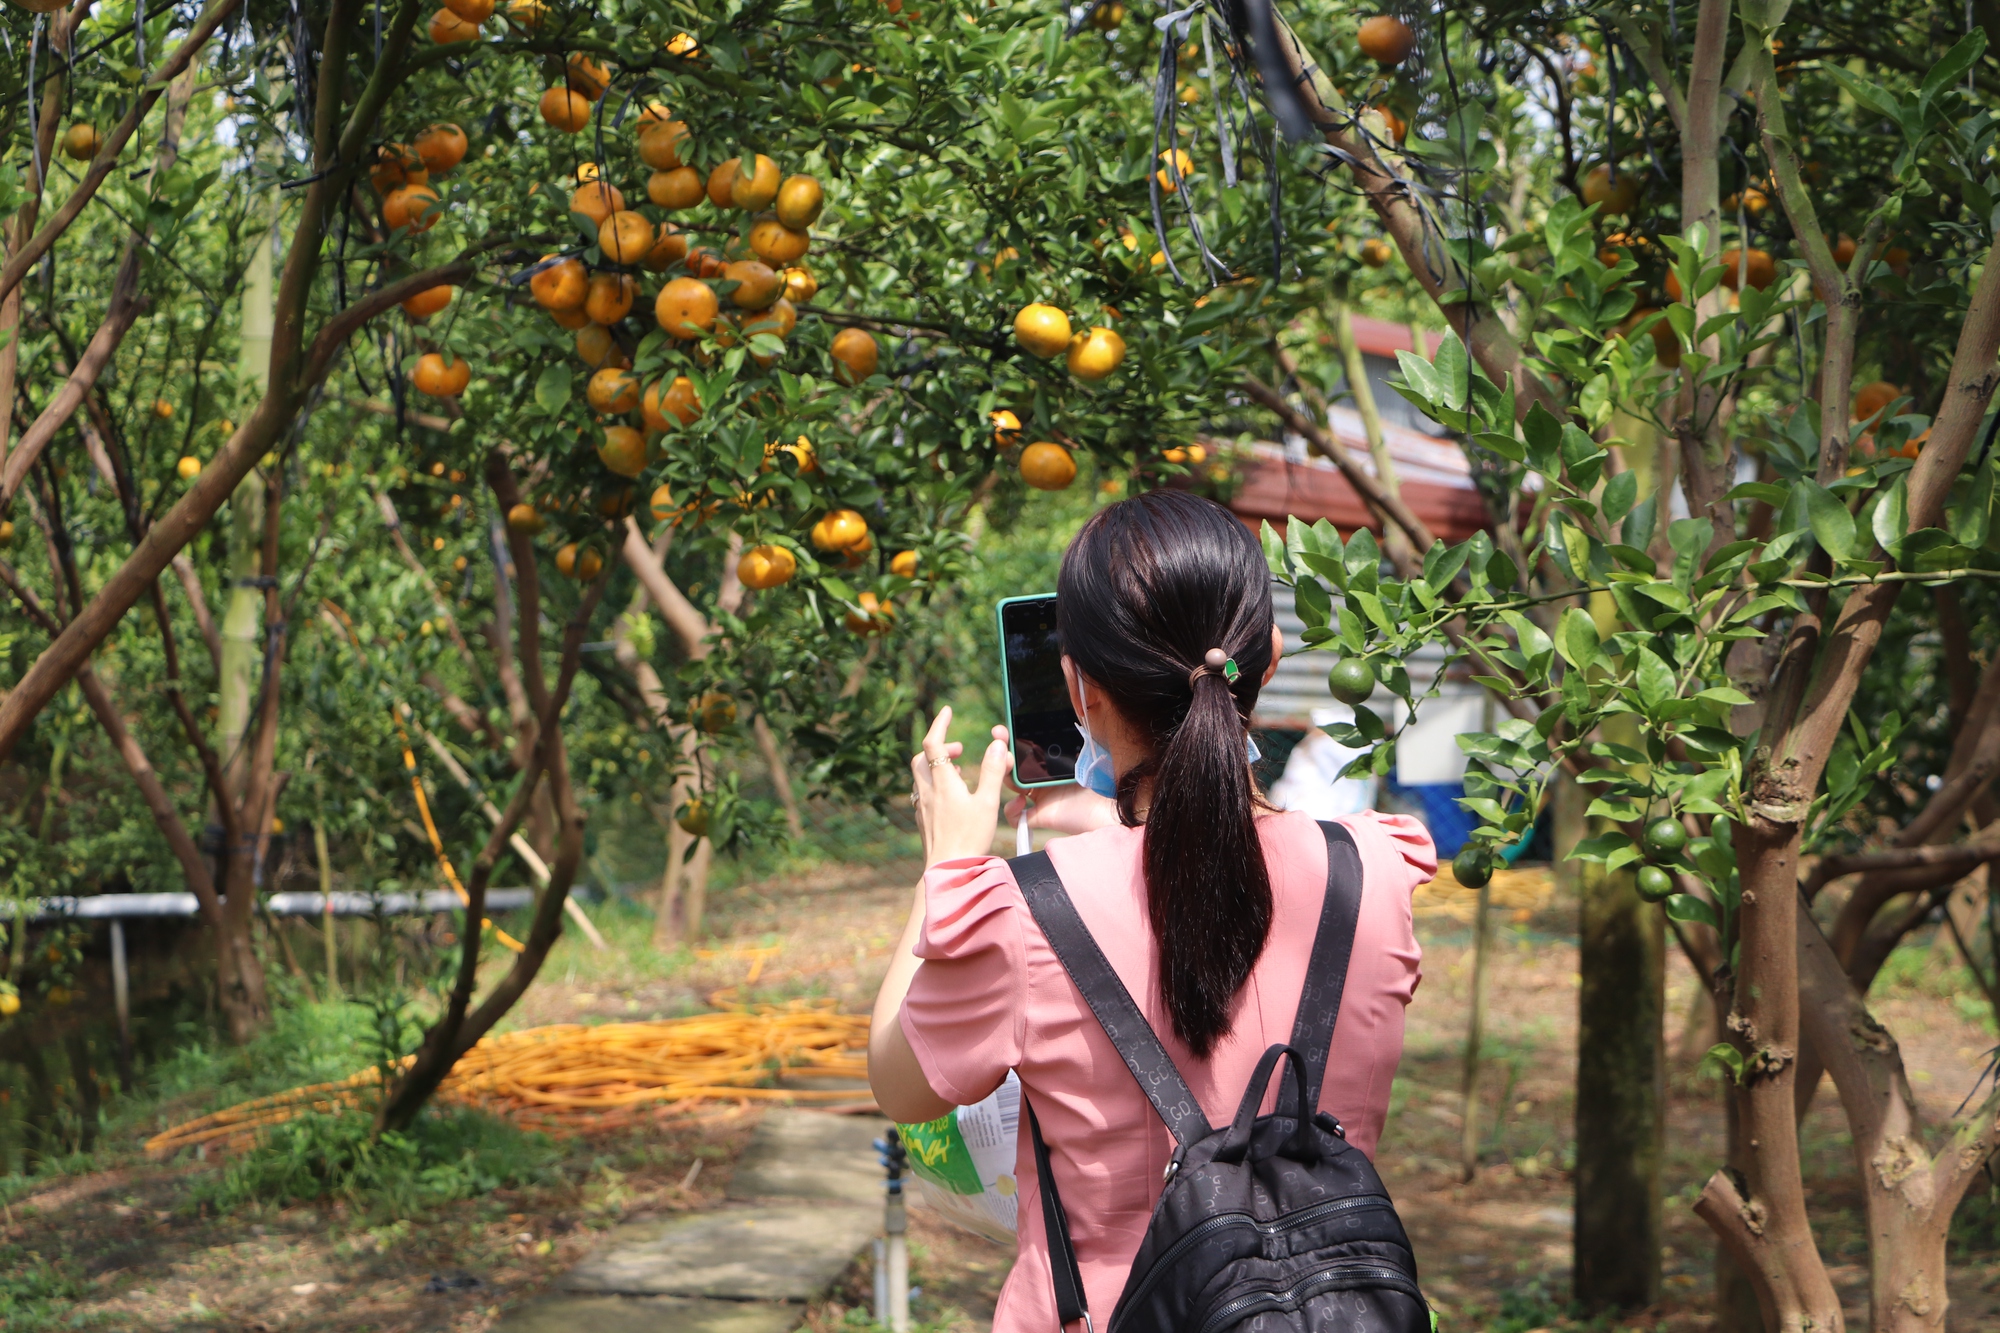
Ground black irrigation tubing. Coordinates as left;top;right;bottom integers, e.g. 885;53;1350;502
1201;14;1236;187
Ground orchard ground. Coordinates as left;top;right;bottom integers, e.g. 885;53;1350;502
4;838;1997;1333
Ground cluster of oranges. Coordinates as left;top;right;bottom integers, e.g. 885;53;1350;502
1851;380;1925;461
986;408;1080;492
425;0;546;47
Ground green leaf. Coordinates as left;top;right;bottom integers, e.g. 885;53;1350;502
1432;334;1470;411
1666;894;1721;933
1799;480;1857;562
1260;521;1292;579
1635;646;1675;711
1920;30;1987;120
534;363;571;413
1871;474;1910;556
1727;481;1789;507
1556;606;1601;670
1601;471;1638;525
1522;403;1563;476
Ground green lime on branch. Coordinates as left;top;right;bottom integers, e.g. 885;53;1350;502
1451;846;1491;888
1327;657;1376;706
1635;865;1676;902
1643;817;1688;858
677;799;711;838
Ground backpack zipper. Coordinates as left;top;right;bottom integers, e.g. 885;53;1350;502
1193;1260;1426;1333
1112;1194;1396;1327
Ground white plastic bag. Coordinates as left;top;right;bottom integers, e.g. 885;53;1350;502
898;1070;1021;1243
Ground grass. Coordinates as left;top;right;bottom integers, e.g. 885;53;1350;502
190;1105;560;1222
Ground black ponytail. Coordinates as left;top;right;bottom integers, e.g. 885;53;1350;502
1056;490;1276;1058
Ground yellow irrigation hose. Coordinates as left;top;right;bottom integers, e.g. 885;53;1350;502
1411;864;1554;924
144;1002;870;1158
390;706;526;954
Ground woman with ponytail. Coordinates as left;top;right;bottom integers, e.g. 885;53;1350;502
870;491;1434;1332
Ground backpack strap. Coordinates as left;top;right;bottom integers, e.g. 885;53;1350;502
1011;850;1213;1146
1026;1099;1092;1332
1286;821;1365;1117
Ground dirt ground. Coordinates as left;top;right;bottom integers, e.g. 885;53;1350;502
6;856;1998;1332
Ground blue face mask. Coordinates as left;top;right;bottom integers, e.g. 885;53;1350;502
1072;679;1262;798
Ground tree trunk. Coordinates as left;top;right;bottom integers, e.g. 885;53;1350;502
1574;846;1665;1311
1459;878;1492;1182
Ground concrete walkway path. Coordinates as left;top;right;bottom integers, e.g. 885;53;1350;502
500;1110;887;1333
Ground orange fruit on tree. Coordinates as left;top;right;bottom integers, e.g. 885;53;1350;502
597;486;636;519
688;692;739;732
401;284;454;318
811;508;870;552
1619;308;1680;368
648;166;703;209
575;324;619;368
644;375;703;430
1020;441;1077;490
741;297;796;340
1832;233;1858;266
413;352;472;397
838;530;875;569
598;209;654;264
642;223;689;271
1881;245;1912;276
1360;237;1395;268
531;256;588;310
506;0;545;24
707;160;740;208
991;409;1022;444
648;484;678;521
1356;15;1415;64
539;88;592;132
723;259;781;309
585;273;636;325
505;503;544;535
383;185;441;231
414;123;468;173
1580;164;1640;217
567;54;611;100
1066;326;1126;381
738;544;798;590
62;124;102;160
844;591;894;634
570;181;624;227
1719;247;1776;291
550;306;591;330
656;277;719;338
750;217;811;265
442;0;492;20
775;174;824;229
760;434;817;472
429;8;481;42
587;367;640;414
730;155;781;210
1366;104;1408;145
890;549;919;578
638;120;690;169
1014;303;1072;358
636;100;673;125
556;544;604;579
1156;148;1194;192
1853;380;1901;422
370;143;426;192
686;245;727;278
780;266;817;302
1721;187;1768;215
597;425;648;477
830;327;879;383
153;398;175;419
177;455;202;480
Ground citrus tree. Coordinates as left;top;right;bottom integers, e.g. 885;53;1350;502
0;0;1378;1131
1241;3;2000;1329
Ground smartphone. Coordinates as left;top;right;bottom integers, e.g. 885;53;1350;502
996;594;1078;788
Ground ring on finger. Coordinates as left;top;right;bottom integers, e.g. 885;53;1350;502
928;756;952;769
909;788;920;805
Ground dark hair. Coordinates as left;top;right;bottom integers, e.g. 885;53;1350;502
1056;490;1277;1058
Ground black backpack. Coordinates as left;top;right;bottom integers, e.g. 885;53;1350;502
1011;821;1430;1333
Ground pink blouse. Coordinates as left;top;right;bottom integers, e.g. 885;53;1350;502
900;810;1433;1333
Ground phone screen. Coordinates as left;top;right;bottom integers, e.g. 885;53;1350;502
998;595;1078;787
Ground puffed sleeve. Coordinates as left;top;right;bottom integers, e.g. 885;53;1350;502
1354;810;1439;893
898;854;1028;1107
